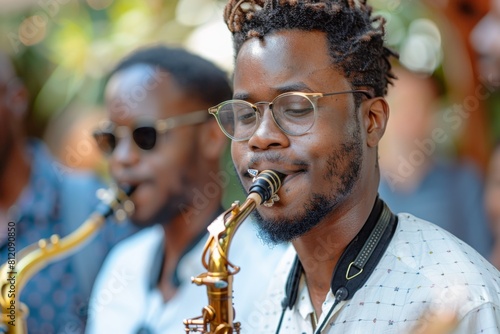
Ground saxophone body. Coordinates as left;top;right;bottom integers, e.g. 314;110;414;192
0;185;135;334
184;170;285;334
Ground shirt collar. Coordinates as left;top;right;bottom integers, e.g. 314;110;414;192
297;275;313;320
296;274;347;325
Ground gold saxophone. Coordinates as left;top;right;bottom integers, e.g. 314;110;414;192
184;169;285;334
0;184;135;334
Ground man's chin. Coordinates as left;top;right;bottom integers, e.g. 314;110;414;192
255;225;292;246
252;192;341;246
129;203;182;229
253;212;309;246
129;210;161;228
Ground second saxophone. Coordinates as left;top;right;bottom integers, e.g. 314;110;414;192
0;185;135;334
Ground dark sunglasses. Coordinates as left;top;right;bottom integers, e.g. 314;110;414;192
93;110;209;155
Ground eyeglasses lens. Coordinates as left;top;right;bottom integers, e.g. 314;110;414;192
133;126;156;150
93;132;116;155
273;94;315;135
93;126;158;154
217;94;315;140
218;102;257;140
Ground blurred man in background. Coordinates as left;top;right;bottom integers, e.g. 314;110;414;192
86;45;286;333
378;65;493;258
470;0;500;91
471;0;500;269
485;142;500;268
0;51;135;333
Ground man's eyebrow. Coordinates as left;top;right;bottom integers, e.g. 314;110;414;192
275;82;312;93
233;82;313;100
233;92;249;100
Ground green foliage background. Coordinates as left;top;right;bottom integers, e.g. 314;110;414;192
1;0;498;206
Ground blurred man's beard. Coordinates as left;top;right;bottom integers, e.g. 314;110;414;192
252;123;363;245
131;143;201;228
130;181;192;228
131;198;185;228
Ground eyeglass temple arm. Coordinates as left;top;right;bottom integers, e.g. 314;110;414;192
156;110;209;132
322;90;373;99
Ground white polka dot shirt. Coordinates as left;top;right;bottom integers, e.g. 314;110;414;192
242;214;500;334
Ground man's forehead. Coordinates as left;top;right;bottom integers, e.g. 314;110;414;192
233;33;345;95
236;30;330;62
234;31;334;85
106;64;171;96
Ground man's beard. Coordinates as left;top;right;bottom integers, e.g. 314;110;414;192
130;139;201;228
252;122;363;245
132;193;188;228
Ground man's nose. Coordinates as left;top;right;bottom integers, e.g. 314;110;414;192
112;134;141;167
247;103;289;150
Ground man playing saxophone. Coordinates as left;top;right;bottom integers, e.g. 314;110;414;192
207;0;500;333
85;45;286;334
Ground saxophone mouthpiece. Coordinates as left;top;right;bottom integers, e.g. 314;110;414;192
248;169;259;179
122;184;137;196
248;170;286;207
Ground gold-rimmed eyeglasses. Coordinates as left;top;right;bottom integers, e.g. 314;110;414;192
208;90;373;141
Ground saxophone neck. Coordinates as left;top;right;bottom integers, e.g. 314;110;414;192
205;193;260;256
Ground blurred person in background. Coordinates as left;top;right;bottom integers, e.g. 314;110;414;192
485;142;500;268
378;65;493;258
86;45;286;334
471;0;500;268
0;51;136;333
470;0;500;92
43;105;108;175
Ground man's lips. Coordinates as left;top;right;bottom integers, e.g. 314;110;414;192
113;172;151;188
281;171;303;185
244;168;305;186
112;178;153;198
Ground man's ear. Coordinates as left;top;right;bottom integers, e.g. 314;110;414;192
198;118;229;160
363;97;389;148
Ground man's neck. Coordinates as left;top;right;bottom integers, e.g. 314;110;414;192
292;191;378;317
157;199;222;302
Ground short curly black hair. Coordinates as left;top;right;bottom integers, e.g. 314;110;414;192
109;45;232;106
224;0;398;97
